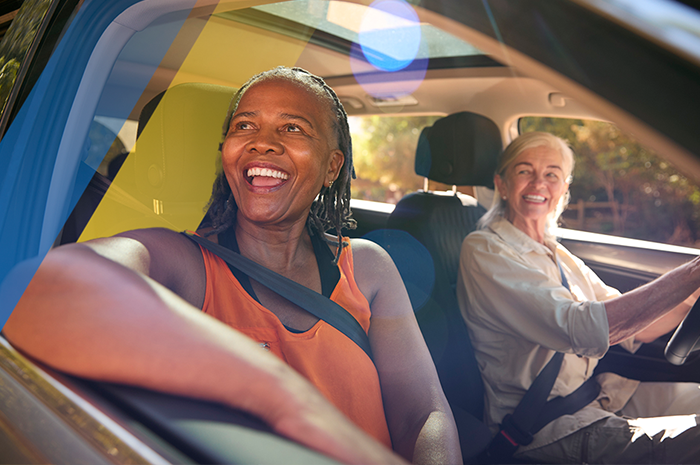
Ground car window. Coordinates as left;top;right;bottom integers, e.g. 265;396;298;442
521;117;700;248
0;1;24;41
89;118;135;179
349;115;441;204
0;0;51;120
346;114;489;205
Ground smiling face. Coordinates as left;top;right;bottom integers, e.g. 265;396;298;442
494;145;570;240
221;79;344;229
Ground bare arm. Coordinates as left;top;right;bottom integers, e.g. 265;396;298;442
605;256;700;345
4;232;404;464
353;239;462;465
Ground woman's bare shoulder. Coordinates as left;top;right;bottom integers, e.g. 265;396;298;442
348;238;408;313
348;237;390;264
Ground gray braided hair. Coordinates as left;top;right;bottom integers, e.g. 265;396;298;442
203;67;356;262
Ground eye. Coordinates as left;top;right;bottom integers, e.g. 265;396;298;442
284;124;302;133
228;121;255;135
546;172;559;180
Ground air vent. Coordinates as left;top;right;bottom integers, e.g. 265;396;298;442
339;96;364;109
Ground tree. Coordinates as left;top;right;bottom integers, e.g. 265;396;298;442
521;117;700;246
350;115;441;203
0;0;52;115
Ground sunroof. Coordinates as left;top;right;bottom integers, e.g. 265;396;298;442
250;0;483;61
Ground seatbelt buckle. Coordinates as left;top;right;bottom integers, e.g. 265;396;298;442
500;413;534;446
484;429;520;463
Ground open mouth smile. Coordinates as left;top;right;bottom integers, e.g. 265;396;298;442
245;166;290;188
523;194;546;203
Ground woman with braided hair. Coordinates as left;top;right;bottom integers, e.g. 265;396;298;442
5;67;461;465
205;67;357;261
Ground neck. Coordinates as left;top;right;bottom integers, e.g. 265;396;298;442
506;212;547;244
234;214;313;273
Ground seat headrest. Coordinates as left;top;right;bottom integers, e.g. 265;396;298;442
415;112;502;189
134;82;237;211
79;83;238;240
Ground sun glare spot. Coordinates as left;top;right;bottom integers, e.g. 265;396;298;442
628;415;698;442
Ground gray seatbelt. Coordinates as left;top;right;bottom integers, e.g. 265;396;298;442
184;232;373;361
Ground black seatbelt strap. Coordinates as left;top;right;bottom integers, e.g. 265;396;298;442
532;377;600;433
492;352;565;454
486;258;600;462
183;232;373;361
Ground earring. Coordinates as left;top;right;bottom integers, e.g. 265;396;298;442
328;180;334;188
502;196;507;200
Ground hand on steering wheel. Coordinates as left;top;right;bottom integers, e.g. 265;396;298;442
665;296;700;365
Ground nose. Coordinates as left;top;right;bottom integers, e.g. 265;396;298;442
530;172;547;187
246;127;283;155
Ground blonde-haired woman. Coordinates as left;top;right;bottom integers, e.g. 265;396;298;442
459;131;700;463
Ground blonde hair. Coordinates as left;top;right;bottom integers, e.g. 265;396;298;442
478;132;575;232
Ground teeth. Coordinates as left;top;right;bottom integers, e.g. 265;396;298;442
523;194;546;202
246;167;289;180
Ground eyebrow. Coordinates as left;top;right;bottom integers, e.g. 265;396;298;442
514;161;563;171
230;111;315;129
230;111;257;123
280;112;315;129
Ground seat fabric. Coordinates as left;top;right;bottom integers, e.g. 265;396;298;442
384;111;503;462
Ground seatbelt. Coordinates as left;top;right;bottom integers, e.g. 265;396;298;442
183;232;373;361
485;258;601;462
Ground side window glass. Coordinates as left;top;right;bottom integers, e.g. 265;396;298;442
0;0;52;121
349;115;441;204
520;117;700;247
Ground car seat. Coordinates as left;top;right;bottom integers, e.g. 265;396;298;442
130;82;237;231
65;82;238;243
383;112;502;462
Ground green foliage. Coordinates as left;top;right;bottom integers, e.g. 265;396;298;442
0;0;52;114
350;113;700;246
350;115;441;203
521;117;700;246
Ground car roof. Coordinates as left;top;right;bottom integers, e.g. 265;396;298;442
106;0;700;174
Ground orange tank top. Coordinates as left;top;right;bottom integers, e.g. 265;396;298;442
199;239;392;448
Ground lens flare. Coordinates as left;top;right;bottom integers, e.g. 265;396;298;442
359;0;420;72
363;229;435;311
351;0;427;98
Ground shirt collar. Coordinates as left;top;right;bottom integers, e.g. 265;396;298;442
488;216;556;257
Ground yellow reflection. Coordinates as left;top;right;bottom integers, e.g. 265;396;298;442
80;2;313;241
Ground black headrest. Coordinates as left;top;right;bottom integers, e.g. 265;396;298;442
415;112;502;188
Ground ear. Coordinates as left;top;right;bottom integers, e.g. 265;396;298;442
494;174;506;198
325;149;344;187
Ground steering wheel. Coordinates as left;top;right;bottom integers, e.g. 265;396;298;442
665;296;700;365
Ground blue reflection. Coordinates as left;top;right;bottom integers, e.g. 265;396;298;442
0;0;195;330
364;229;435;312
351;0;427;98
359;0;421;72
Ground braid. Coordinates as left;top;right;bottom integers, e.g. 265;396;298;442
203;67;356;262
